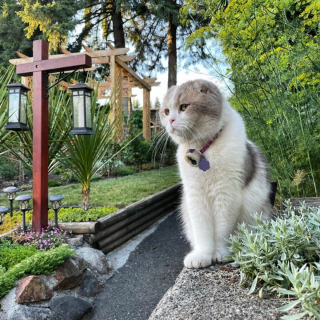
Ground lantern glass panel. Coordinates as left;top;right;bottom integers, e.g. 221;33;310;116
20;94;27;124
73;91;85;128
8;93;20;122
85;95;92;128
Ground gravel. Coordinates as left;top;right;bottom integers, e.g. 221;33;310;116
149;264;313;320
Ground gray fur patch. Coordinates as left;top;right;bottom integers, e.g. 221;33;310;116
243;142;257;187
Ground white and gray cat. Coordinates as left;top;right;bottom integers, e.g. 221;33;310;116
160;79;272;269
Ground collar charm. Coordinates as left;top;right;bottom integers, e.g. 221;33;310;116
184;130;221;172
185;149;210;171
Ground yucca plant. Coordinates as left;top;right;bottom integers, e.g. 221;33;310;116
57;88;116;210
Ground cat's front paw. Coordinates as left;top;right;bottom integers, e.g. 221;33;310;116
184;251;213;269
212;249;229;263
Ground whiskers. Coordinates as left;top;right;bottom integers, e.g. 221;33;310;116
152;128;172;165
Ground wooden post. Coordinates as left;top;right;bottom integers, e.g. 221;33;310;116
110;56;123;140
31;40;49;231
143;88;151;140
15;40;92;232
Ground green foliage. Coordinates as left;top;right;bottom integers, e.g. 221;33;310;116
113;166;138;176
50;206;118;222
16;0;83;50
184;0;320;198
229;201;320;318
0;205;118;233
0;245;74;298
48;180;61;187
0;241;37;270
0;157;17;180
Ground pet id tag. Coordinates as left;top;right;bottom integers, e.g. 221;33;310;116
185;149;210;172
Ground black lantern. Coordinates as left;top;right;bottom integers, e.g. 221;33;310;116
5;82;30;131
3;186;20;217
15;195;31;231
68;82;95;135
49;195;63;228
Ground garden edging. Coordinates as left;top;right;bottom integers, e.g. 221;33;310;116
59;183;182;253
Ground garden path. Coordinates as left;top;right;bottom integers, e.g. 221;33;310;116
88;211;189;320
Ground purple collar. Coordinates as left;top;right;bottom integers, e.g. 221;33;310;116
200;129;222;154
184;129;222;172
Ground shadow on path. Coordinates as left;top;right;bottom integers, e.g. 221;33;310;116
89;212;190;320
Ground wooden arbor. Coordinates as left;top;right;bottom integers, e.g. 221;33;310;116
9;41;160;232
81;44;160;140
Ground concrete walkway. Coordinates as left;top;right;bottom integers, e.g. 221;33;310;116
88;211;190;320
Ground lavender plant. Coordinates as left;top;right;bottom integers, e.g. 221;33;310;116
229;201;320;319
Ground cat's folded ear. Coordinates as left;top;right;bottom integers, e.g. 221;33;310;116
200;85;210;94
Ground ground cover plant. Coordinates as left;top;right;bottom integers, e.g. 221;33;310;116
229;201;320;319
0;227;75;298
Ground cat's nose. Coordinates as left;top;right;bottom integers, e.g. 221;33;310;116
169;119;175;124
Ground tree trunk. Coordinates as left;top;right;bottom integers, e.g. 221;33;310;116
167;17;177;89
82;188;90;211
112;2;126;48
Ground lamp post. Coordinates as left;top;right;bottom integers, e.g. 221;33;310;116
48;195;63;228
15;195;31;231
9;40;92;232
3;187;20;217
4;82;30;131
0;206;9;225
69;82;95;135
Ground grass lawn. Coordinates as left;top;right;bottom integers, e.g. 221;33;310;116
0;166;180;209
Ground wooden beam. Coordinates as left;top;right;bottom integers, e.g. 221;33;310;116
16;54;92;76
9;48;130;65
93;57;110;64
118;55;136;62
115;57;151;90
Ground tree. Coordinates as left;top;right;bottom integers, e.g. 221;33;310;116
16;0;84;51
184;0;320;198
154;97;161;109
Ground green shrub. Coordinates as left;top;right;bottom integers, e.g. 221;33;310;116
0;245;74;298
48;180;61;187
0;206;119;234
0;158;17;180
0;241;38;270
229;201;320;318
113;166;138;176
51;206;118;222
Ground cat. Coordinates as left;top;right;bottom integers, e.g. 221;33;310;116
160;79;272;268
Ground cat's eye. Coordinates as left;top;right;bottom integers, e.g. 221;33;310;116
164;109;170;115
180;104;189;111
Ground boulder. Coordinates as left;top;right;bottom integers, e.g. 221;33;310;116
6;305;53;320
15;276;52;304
53;257;85;291
76;247;111;274
49;296;92;320
78;274;101;297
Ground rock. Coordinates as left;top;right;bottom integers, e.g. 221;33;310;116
78;274;101;297
15;276;53;304
53;257;85;291
6;305;53;320
49;296;92;320
68;235;84;247
76;247;111;274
